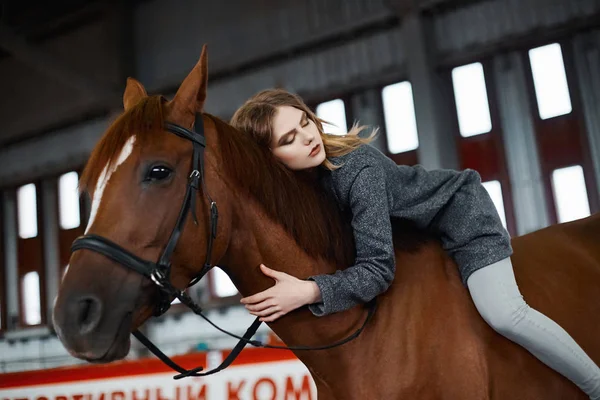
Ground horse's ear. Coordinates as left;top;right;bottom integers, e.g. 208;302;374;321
170;45;208;124
197;45;208;109
123;77;147;111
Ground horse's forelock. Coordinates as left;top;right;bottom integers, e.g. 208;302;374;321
80;96;165;195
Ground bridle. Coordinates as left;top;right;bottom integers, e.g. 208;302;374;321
71;114;376;379
73;114;216;317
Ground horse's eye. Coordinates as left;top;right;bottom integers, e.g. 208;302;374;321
146;166;172;182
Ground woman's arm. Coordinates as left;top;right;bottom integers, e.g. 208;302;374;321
308;165;395;316
241;165;395;320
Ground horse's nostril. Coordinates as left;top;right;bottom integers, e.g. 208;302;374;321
76;296;102;335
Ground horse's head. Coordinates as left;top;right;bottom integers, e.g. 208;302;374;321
52;46;231;362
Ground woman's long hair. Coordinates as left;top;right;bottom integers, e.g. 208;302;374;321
230;89;377;170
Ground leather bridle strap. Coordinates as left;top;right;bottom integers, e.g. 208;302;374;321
132;317;263;379
71;234;156;278
133;289;377;379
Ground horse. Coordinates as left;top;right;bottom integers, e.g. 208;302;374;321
52;46;600;399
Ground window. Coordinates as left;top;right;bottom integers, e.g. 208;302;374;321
316;99;347;135
528;43;572;120
213;268;237;298
451;63;492;137
18;183;38;239
22;271;41;325
0;210;5;331
381;82;419;154
59;172;81;230
551;166;590;223
482;180;507;229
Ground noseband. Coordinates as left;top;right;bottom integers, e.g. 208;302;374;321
71;114;376;379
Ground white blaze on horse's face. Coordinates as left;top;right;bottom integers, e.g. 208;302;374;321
85;136;136;233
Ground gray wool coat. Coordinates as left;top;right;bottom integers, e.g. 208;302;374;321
308;144;513;317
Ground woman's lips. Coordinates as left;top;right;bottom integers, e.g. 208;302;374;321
309;144;321;157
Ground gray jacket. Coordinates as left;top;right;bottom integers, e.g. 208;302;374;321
308;144;512;316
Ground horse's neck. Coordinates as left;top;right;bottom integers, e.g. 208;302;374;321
220;195;369;361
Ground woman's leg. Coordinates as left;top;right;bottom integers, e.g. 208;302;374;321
467;257;600;399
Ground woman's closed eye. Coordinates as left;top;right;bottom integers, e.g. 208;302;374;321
301;116;309;128
282;133;296;145
278;113;308;146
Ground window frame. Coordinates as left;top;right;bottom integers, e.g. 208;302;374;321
522;40;599;224
57;169;87;282
0;195;6;334
445;58;517;236
380;81;420;156
15;180;47;328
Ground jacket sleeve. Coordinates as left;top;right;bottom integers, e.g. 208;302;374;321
308;165;395;316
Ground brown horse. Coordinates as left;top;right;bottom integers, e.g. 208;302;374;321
52;47;600;399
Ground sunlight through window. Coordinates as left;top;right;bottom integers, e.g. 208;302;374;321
451;63;492;137
482;180;507;229
59;172;81;230
528;43;572;120
22;271;41;325
551;166;590;223
381;82;419;154
18;183;38;239
316;99;347;135
214;268;238;298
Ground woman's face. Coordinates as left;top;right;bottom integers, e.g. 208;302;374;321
270;106;326;170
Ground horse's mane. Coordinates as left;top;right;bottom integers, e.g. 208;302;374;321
80;95;165;193
79;95;356;266
207;114;356;266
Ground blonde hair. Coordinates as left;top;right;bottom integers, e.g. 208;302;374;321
230;89;377;170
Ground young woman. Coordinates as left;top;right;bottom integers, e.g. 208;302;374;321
231;88;600;398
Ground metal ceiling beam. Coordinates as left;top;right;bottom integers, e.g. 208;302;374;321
384;0;419;17
385;0;486;16
0;23;120;104
115;1;136;84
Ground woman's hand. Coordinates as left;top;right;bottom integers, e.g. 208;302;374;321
240;264;321;322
